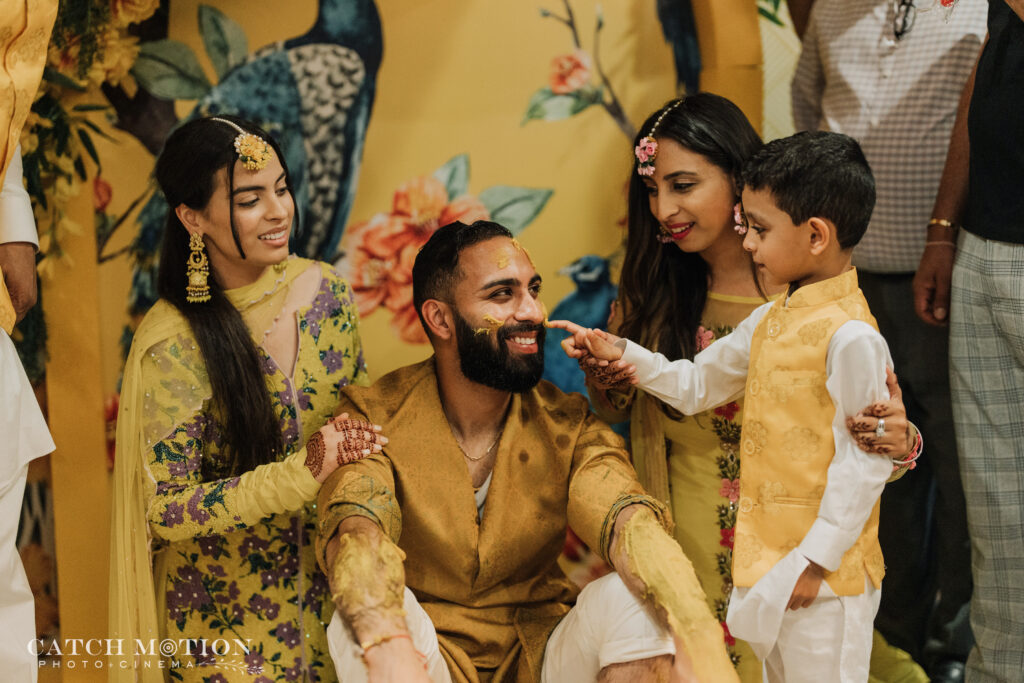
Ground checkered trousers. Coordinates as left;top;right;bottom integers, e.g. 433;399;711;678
949;231;1024;682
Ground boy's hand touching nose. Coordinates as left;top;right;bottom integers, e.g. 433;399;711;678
548;320;624;361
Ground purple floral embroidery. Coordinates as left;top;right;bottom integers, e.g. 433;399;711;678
197;536;220;557
249;594;281;619
156;481;186;495
245;650;265;674
278;554;299;578
320;348;344;373
207;674;228;683
281;516;301;546
168;460;189;477
281;419;300;446
260;570;278;587
304;571;329;607
274;622;301;648
163;502;185;527
238;534;270;555
168;566;213;612
296;388;312;411
284;657;303;681
188;488;212;524
206;563;226;578
184;414;208;440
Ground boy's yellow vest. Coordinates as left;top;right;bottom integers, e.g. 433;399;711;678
733;268;885;596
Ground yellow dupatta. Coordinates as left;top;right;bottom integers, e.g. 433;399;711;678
108;257;311;680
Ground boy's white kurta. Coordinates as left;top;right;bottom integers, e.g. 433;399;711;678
618;282;895;682
0;144;54;683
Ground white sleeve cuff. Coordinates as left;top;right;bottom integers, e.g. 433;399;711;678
798;517;853;572
0;145;39;248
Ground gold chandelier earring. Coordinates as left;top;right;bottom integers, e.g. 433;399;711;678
185;232;211;303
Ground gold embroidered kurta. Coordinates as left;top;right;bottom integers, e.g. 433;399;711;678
317;359;668;683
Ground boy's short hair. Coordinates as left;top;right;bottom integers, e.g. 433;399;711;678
741;131;875;249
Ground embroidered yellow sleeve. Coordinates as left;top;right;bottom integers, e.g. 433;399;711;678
566;412;669;562
144;412;319;543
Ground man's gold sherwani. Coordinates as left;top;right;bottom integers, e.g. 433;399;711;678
317;358;668;683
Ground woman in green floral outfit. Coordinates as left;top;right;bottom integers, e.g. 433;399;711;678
110;117;384;683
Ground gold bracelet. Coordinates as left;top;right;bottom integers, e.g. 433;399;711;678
928;218;956;228
924;241;957;248
360;632;412;654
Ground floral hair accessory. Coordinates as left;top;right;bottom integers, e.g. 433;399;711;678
733;203;747;235
635;98;685;177
210;117;274;171
635;137;658;176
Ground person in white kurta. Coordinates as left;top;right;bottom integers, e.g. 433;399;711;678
0;145;56;683
614;296;894;683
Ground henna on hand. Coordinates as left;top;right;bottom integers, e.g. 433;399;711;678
305;431;326;479
334;418;371;432
338;441;367;465
580;358;631;390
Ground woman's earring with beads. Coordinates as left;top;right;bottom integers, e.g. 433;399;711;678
186;232;211;303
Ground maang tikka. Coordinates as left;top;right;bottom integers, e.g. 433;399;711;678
186;232;211;303
635;98;685;177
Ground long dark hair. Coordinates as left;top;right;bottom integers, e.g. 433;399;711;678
618;93;763;362
155;116;294;476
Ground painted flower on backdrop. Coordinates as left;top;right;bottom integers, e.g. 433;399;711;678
523;3;635;139
549;50;592;94
337;154;553;344
93;175;112;212
110;0;161;27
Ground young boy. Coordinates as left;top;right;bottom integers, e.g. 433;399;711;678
553;132;896;682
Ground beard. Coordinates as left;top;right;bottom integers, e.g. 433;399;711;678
452;310;546;393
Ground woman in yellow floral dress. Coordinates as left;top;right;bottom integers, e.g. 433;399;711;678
585;95;919;682
110;117;384;683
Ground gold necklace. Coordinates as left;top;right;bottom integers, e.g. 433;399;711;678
447;420;504;462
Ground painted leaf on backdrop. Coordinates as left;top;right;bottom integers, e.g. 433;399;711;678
198;4;249;80
132;40;213;100
521;85;603;124
432;154;470;200
478;186;554;235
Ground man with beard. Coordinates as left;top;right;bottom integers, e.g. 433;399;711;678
315;220;739;683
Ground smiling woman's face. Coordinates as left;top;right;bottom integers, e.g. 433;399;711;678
641;138;737;256
188;154;294;289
